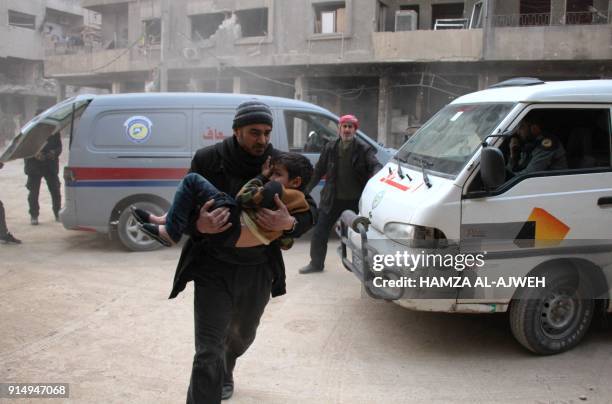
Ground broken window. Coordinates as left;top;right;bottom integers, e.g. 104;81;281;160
235;8;268;37
314;2;346;34
144;18;161;45
519;0;551;26
566;0;595;24
431;3;466;30
8;10;36;30
190;12;226;41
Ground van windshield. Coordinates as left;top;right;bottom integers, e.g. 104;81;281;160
396;103;515;178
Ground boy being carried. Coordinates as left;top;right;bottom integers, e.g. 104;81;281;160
133;152;313;249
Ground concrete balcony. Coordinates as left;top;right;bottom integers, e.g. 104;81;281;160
487;24;612;61
81;0;130;10
44;49;157;77
0;26;44;60
372;29;483;63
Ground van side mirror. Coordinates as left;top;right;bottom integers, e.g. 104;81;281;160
480;146;505;190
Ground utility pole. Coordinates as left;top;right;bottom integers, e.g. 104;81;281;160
160;0;170;92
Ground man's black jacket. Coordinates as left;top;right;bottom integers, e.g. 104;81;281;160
169;138;317;299
306;137;382;213
24;133;62;176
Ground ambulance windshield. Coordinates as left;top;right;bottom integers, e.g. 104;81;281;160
396;103;515;178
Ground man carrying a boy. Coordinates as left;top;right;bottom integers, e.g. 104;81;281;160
168;100;317;403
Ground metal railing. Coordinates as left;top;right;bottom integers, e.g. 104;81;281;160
493;11;610;28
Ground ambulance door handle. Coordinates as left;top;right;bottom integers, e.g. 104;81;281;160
597;197;612;207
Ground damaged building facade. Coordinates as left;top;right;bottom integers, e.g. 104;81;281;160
43;0;612;147
0;0;101;143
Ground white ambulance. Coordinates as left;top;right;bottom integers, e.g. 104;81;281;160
1;93;392;251
340;79;612;354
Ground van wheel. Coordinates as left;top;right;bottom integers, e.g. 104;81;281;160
116;201;166;251
509;268;594;355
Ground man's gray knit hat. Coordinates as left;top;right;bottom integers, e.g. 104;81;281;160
232;100;273;129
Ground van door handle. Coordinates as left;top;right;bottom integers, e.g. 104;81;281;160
597;197;612;206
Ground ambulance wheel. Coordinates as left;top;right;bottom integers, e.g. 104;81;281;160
509;268;594;355
116;201;166;251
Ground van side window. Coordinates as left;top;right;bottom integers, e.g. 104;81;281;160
501;108;611;181
284;111;338;153
468;108;611;194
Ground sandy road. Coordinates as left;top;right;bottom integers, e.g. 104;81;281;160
1;155;612;404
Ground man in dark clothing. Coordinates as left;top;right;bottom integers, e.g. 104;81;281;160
299;115;382;274
168;100;317;403
24;126;62;225
507;115;567;177
0;162;21;244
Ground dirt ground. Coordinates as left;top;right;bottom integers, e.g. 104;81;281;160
1;154;612;404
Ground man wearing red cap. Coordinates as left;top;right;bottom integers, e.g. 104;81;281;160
300;114;381;274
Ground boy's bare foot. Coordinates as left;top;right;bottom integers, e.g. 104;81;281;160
149;214;166;225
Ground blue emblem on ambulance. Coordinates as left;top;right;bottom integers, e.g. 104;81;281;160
124;116;153;143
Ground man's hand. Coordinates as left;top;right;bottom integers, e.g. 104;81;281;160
255;194;295;232
509;136;520;161
196;199;232;234
261;156;272;178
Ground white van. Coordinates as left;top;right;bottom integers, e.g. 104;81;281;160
339;79;612;354
1;92;392;251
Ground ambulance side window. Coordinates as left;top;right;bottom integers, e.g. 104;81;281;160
283;111;337;153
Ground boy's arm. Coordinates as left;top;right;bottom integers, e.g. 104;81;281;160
236;175;269;209
284;193;317;239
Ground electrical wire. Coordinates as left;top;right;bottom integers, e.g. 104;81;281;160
88;35;144;73
174;30;470;100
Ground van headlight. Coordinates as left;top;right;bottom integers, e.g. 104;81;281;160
383;222;447;248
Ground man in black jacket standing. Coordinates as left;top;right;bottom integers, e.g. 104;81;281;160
299;115;381;274
24;114;62;225
0;162;21;244
169;100;317;403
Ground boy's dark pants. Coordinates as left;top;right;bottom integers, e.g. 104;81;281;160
166;173;236;243
187;263;271;404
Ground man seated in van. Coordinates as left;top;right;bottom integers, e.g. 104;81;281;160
507;114;567;177
132;152;313;249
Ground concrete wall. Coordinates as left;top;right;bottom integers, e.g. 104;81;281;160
489;25;612;60
46;0;85;15
81;0;132;9
172;0;375;67
0;1;45;60
373;29;483;61
42;0;612;78
45;48;156;76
